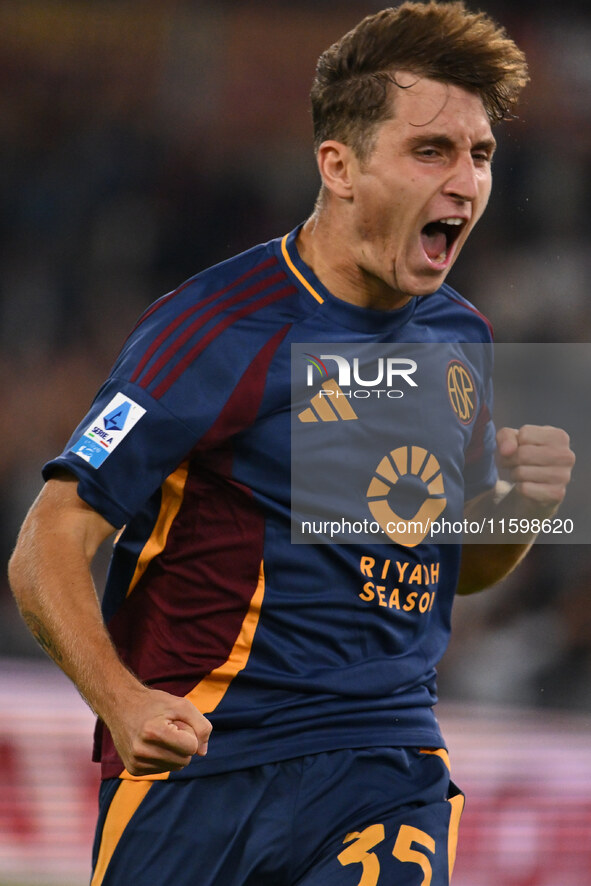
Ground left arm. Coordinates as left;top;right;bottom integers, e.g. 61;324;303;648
457;425;575;595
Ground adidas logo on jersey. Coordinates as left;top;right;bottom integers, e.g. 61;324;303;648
298;380;359;423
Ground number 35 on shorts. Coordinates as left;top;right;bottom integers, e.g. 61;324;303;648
337;818;457;886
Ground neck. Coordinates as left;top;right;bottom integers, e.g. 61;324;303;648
296;209;412;312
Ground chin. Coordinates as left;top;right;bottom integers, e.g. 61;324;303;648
403;275;449;299
392;262;451;301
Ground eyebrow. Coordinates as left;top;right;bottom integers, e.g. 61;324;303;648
406;134;497;154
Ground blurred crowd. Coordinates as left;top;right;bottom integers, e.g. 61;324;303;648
1;1;591;713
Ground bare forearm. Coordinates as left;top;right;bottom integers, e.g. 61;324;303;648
8;494;142;721
458;483;540;594
457;542;530;595
458;426;575;595
9;477;212;775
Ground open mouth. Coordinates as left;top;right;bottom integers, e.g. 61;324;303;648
420;217;466;266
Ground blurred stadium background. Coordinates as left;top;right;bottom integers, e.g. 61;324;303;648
1;1;591;884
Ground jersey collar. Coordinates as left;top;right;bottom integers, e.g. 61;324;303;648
279;225;418;333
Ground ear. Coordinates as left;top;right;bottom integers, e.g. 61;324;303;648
316;140;355;200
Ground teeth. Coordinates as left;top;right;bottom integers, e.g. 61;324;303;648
435;252;447;263
439;217;463;225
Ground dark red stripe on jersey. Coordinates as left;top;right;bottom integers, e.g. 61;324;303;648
196;323;292;447
149;284;296;399
465;401;492;466
97;324;291;779
136;269;287;391
447;295;494;339
129;255;279;383
125;278;196;350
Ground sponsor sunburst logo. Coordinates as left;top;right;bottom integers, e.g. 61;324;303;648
366;446;447;547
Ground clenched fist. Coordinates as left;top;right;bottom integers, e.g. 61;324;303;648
496;425;575;512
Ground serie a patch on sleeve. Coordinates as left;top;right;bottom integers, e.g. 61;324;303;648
70;393;147;469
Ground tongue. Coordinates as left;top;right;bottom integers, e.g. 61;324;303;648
421;228;447;261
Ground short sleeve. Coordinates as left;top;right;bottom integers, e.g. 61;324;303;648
41;275;267;526
463;350;498;502
43;379;199;528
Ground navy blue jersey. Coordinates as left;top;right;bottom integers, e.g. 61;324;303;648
44;225;496;781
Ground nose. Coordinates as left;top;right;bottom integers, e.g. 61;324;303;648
443;153;480;203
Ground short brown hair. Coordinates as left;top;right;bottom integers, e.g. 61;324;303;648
311;1;529;157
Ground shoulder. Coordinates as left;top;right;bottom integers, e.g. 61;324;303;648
133;238;298;338
414;283;494;342
111;237;301;393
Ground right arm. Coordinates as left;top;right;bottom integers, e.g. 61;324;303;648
8;471;211;776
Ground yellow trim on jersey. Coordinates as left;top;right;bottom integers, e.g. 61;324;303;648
447;791;465;878
125;460;190;597
420;747;451;770
420;748;464;877
117;555;265;783
119;767;170;782
90;780;153;885
281;233;324;304
186;560;266;713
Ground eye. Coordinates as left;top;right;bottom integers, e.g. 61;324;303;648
472;150;494;165
416;147;442;160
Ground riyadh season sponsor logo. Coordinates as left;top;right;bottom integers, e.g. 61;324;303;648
70;392;146;468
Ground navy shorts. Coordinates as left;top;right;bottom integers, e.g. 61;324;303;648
90;747;464;886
